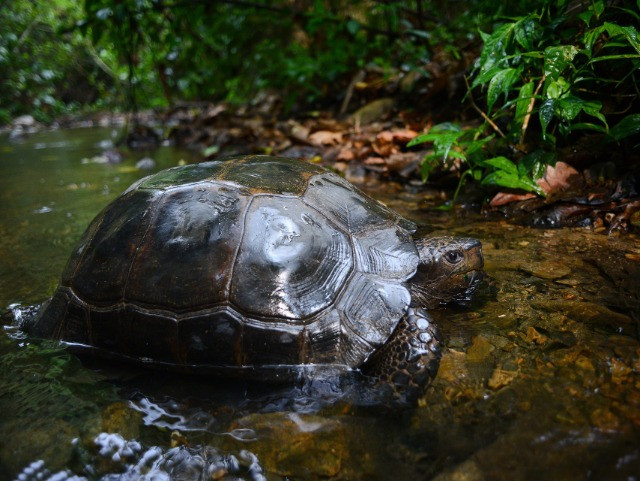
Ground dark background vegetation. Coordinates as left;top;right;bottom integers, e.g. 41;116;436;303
2;0;639;202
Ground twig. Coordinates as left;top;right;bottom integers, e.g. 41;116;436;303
464;75;506;138
519;75;545;148
339;69;365;116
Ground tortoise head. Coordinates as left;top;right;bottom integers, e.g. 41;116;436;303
410;236;484;309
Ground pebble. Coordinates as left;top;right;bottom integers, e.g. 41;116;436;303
136;157;156;170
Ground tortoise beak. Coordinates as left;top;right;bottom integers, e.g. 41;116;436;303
459;238;484;299
463;238;484;272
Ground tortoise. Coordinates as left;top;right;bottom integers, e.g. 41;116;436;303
28;156;483;400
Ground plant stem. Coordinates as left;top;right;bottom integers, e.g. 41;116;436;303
464;76;506;138
519;75;545;149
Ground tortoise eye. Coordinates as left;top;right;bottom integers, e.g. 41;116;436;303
444;250;463;264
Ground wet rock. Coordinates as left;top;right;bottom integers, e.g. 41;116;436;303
126;125;160;150
103;148;124;164
589;407;620;432
432;458;484;481
524;326;548;345
531;300;634;334
13;115;36;127
466;336;495;363
136;157;156;170
437;350;468;384
0;418;78;476
350;98;395;125
610;358;633;384
100;402;142;439
487;368;518;390
224;412;346;478
518;260;571;280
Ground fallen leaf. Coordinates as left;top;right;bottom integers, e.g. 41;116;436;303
489;192;537;207
537;161;582;195
309;130;343;145
336;147;355;162
376;129;418;144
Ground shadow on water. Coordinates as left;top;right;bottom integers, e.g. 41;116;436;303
1;128;640;480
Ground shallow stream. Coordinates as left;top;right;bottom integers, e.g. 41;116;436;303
1;128;639;480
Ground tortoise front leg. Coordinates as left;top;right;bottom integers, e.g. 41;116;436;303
361;307;441;403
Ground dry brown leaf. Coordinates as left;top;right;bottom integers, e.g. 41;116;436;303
537;161;582;195
376;129;418;145
489;192;537;207
287;120;310;143
309;130;343;145
372;141;397;157
336;147;355;162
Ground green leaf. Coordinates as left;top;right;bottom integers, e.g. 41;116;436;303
481;170;545;195
486;67;521;112
551;95;606;127
593;0;605;18
539;99;556;135
471;65;508;89
543;45;578;81
578;10;593;27
567;122;608;133
514;16;536;51
465;134;494;156
421;158;437;182
609;114;640;141
407;123;462;147
445;150;467;161
346;19;360;35
518;150;556;179
579;99;607;127
583;25;605;55
555;96;585;121
546;77;570;99
202;145;220;157
475;22;518;78
514;81;534;128
603;22;640;55
481;156;518;175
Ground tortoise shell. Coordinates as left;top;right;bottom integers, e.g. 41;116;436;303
32;156;420;374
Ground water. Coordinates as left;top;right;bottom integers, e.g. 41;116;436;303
1;128;639;480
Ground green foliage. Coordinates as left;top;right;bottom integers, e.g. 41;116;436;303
412;1;639;200
0;0;115;123
470;1;639;144
408;123;548;202
79;0;430;109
